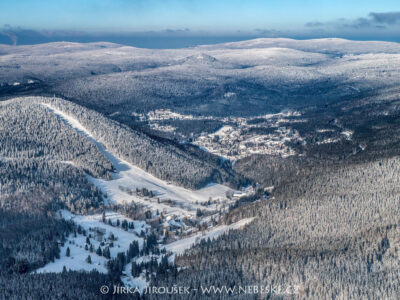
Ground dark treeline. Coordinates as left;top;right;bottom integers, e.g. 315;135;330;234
0;271;127;300
0;208;71;276
0;99;119;299
0;100;112;213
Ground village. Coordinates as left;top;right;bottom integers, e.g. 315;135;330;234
134;109;305;161
193;124;302;160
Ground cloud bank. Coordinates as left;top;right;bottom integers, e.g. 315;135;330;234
1;12;400;48
369;12;400;25
306;11;400;30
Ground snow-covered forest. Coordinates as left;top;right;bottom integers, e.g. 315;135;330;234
1;38;400;299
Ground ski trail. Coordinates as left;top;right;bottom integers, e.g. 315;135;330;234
41;103;234;217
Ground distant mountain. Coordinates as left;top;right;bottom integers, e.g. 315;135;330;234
1;38;399;118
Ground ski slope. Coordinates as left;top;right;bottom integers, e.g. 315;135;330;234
36;101;248;278
42;103;234;217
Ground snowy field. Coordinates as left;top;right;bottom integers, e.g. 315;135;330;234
36;233;109;274
36;210;146;274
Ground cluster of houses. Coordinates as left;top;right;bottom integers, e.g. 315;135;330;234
193;124;302;160
132;108;304;161
115;182;256;243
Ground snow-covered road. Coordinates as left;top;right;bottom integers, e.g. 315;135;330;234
165;217;254;259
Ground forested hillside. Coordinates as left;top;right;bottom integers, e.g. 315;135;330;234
0;100;112;214
153;157;400;299
38;97;245;189
0;96;245;298
0;99;110;281
0;100;113;178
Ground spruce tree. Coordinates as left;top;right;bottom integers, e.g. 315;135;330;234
103;247;111;259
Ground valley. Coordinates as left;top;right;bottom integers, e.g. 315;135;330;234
2;38;400;299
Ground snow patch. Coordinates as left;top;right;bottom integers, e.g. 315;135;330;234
121;263;150;292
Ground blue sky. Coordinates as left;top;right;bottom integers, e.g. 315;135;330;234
1;0;400;47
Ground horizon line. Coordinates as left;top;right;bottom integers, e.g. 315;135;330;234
1;36;400;50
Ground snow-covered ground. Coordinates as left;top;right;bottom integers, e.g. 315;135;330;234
36;210;146;274
87;175;233;217
121;264;149;292
165;217;254;258
341;130;353;140
36;233;109;274
120;217;254;292
61;210;148;241
36;101;255;287
42;103;234;217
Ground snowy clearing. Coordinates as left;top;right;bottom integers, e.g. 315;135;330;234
36;232;109;274
36;210;146;274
